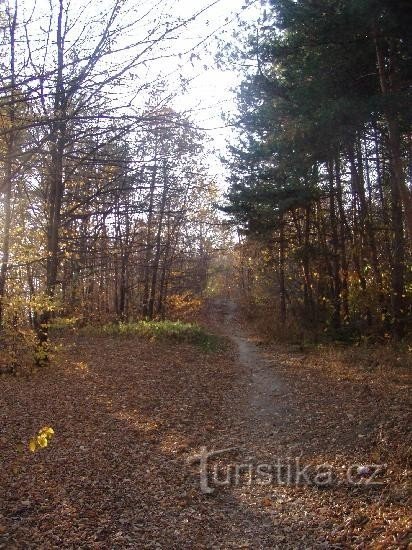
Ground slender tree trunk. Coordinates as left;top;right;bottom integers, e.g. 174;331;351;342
142;158;157;318
157;213;172;317
374;126;392;264
335;157;349;321
375;37;407;337
328;161;341;330
303;205;314;320
148;162;168;319
0;2;17;332
119;211;130;322
278;219;286;323
37;0;66;351
348;146;371;325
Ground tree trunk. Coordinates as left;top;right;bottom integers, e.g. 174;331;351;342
328;161;341;330
148;162;168;320
37;0;66;351
375;37;407;337
0;3;17;332
278;219;286;323
142;159;157;318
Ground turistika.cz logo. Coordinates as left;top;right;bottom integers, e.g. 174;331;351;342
187;447;386;494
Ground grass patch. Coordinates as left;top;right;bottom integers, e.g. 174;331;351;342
80;320;224;352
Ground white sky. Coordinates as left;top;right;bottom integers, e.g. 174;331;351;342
17;0;261;186
153;0;261;186
125;0;261;185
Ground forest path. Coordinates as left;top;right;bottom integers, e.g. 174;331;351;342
209;298;286;435
0;303;409;548
0;309;300;549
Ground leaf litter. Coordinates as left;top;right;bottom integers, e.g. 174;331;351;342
0;307;410;548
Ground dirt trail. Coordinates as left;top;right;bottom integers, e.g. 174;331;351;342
0;302;409;548
216;298;286;434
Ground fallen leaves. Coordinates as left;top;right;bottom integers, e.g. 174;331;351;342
29;426;55;452
0;304;410;548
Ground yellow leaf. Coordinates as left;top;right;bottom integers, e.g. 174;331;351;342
37;435;48;448
29;426;55;453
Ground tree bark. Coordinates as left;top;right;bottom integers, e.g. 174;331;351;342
0;2;17;332
37;0;67;350
375;36;407;337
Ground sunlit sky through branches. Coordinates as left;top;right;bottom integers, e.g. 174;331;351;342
125;0;261;186
18;0;261;187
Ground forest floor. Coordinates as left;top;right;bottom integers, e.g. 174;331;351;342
0;300;411;549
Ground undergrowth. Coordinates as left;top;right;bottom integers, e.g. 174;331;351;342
79;320;224;352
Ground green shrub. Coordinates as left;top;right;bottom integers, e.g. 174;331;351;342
80;320;224;352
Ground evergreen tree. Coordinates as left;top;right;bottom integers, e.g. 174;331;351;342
225;0;411;338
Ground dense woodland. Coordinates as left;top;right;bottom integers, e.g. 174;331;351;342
225;0;411;341
0;0;227;362
0;0;411;369
0;2;411;547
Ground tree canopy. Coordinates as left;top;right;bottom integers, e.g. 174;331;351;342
224;0;411;339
